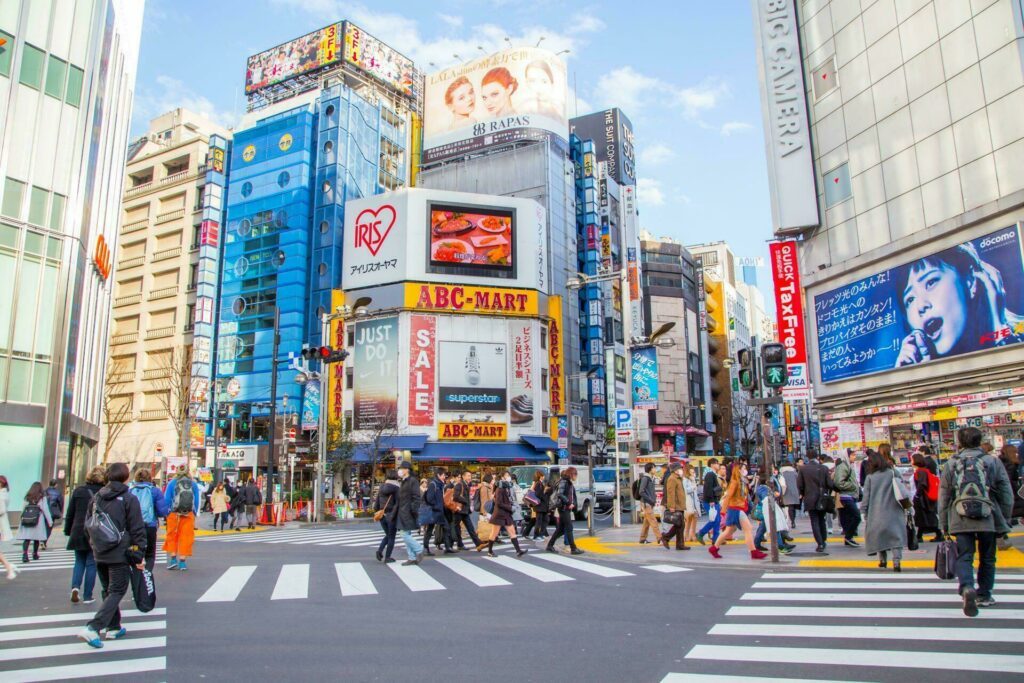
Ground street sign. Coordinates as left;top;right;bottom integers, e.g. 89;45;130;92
614;409;632;430
219;443;227;455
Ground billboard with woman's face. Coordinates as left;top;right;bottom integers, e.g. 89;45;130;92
423;47;568;163
814;224;1024;383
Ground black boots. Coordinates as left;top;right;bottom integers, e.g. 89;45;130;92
512;537;527;557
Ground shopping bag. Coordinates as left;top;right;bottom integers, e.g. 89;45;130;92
477;517;493;541
934;539;958;580
130;566;157;613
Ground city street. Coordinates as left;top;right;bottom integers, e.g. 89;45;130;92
2;520;1023;682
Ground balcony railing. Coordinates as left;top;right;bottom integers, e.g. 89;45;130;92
142;368;170;381
152;246;181;262
145;326;174;340
111;332;139;345
149;285;179;301
120;219;148;234
140;409;167;421
124;182;153;198
110;371;136;384
155;208;185;224
161;169;191;184
114;293;142;307
183;322;195;333
118;256;145;269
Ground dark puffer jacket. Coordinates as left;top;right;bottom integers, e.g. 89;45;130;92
89;481;147;565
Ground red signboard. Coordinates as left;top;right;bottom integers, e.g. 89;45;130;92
200;220;220;248
769;240;808;365
94;234;112;280
408;315;436;426
332;319;345;422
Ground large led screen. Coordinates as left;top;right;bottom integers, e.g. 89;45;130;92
245;23;343;94
428;202;515;278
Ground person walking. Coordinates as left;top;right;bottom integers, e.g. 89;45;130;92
509;473;525;536
395;461;425;566
779;461;801;528
752;476;794;554
797;452;832;553
939;427;1013;616
422;468;454;555
64;467;106;602
833;451;862;547
638;463;664;545
546;468;584;555
709;464;767;560
77;462;147;649
861;449;909;572
683;463;701;543
696;458;723;545
227;479;244;531
163;470;200;571
477;471;527;557
912;452;942;544
996;444;1024;550
129;469;168;571
360;478;372;513
43;479;64;551
373;470;399;563
660;463;689;551
0;475;17;579
17;481;52;563
521;471;549;540
451;470;482;549
242;478;262;529
209;481;231;532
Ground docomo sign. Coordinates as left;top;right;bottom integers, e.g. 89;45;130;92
438;422;507;441
404;283;538;316
769;240;807;365
94;234;112;280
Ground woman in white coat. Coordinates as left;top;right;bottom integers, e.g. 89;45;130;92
0;475;16;578
16;481;53;563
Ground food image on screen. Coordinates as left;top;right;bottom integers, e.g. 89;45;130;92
429;204;514;271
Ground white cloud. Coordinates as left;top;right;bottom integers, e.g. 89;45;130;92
133;75;236;131
677;79;729;119
568;13;606;34
595;66;666;113
720;121;753;136
637;177;666;207
639;143;675;165
437;13;463;29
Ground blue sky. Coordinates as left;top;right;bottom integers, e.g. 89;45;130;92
134;0;774;285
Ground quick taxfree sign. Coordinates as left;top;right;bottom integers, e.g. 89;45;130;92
438;422;508;441
405;283;538;316
769;240;807;365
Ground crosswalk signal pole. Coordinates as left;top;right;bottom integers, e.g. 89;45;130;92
762;390;780;564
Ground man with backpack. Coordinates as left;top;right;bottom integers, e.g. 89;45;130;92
44;479;64;550
78;462;147;649
162;470;201;571
129;470;168;571
242;478;262;529
636;463;663;545
939;427;1013;616
696;459;723;545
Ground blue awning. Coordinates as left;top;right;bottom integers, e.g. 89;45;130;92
520;435;558;451
414;442;550;462
344;434;429;463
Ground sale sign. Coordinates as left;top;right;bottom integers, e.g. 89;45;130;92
408;315;436;426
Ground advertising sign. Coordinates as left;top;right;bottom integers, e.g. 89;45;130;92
245;23;343;94
408;315;436;426
548;296;565;415
301;381;320;431
428;202;514;277
438;422;507;441
423;47;568;163
439;342;507;412
343;22;415;98
216;445;257;469
631;346;659;409
405;283;538;316
769;240;810;399
327;292;346;426
568;108;636;186
189;422;205;450
510;324;535;425
814;224;1024;383
353;317;399;430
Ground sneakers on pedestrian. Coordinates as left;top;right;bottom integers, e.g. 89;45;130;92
545;546;559;553
708;546;721;559
384;557;396;564
570;548;584;555
178;560;188;571
754;544;768;552
516;549;528;557
779;545;794;554
70;588;80;603
401;559;417;566
815;545;828;554
977;596;996;608
751;549;768;559
105;628;127;640
962;587;979;617
844;539;861;547
375;549;383;562
696;533;706;545
82;597;95;604
167;558;178;570
78;628;103;649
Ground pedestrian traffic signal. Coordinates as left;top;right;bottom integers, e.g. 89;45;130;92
761;342;788;388
302;344;349;364
736;347;755;390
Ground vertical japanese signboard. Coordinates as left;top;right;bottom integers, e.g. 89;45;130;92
408;315;436;426
510;323;535;425
548;296;565;416
769;240;810;400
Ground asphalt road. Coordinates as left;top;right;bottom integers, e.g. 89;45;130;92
2;519;1022;682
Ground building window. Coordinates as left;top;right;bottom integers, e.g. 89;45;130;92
28;186;48;226
823;163;852;208
323;140;333;154
541;369;548;390
346;366;353;389
19;43;44;89
277;171;290;188
43;55;67;99
1;178;25;219
49;193;65;230
541;327;547;349
319;220;329;234
811;55;838;101
0;30;14;77
65;65;83;106
241;182;253;198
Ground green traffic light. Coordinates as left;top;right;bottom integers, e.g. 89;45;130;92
765;366;786;387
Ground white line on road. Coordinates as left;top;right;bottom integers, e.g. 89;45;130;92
335;562;377;596
661;674;856;683
271;564;309;600
740;592;1024;603
709;623;1022;642
533;553;634;577
0;609;166;628
435;558;512;587
727;605;1024;620
0;621;165;643
0;636;166;662
759;572;1024;581
485;555;573;582
2;656;166;683
752;581;956;590
197;565;257;602
642;565;693;573
388;563;446;591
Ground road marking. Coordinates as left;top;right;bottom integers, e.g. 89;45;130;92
0;621;166;643
271;564;309;600
727;605;1024;620
335;562;377;596
533;553;634;577
388;563;445;591
0;609;166;628
0;636;166;662
435;558;512;587
485;555;573;582
197;565;257;602
661;674;855;683
2;656;166;682
741;592;1024;603
759;572;1024;581
752;581;956;590
641;564;693;573
685;644;1024;674
709;623;1021;642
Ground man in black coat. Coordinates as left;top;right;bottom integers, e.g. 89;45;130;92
451;470;482;550
395;462;424;566
78;462;147;648
797;452;833;553
423;468;454;555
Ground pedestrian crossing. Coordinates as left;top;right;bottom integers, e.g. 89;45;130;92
0;609;167;682
193;555;685;603
662;571;1024;681
0;548;168;573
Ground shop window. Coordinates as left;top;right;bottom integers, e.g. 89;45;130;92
0;30;14;77
44;55;67;99
2;178;25;218
19;43;44;89
65;65;83;107
346;366;353;389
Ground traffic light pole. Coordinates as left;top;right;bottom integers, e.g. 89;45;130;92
762;386;780;564
265;307;280;521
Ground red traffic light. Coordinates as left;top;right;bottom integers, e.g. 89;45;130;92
318;346;332;359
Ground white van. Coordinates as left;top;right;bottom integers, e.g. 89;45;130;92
592;466;632;513
508;465;593;521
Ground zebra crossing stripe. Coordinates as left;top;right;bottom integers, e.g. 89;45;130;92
0;636;167;663
434;557;512;587
0;620;166;643
661;674;851;683
752;581;958;590
727;605;1024;620
759;572;1024;581
271;564;309;600
335;562;377;596
533;553;634;578
388;563;445;592
484;555;573;583
741;592;1024;603
0;609;167;629
1;656;167;683
197;565;257;602
708;623;1021;642
686;644;1024;674
642;565;693;573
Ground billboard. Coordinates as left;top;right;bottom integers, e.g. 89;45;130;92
408;315;436;426
301;381;321;431
245;23;343;94
353;317;399;430
423;47;568;164
569;108;636;186
631;346;659;409
438;342;507;412
769;240;810;400
548;296;565;415
814;224;1024;383
342;22;415;98
510;323;535;425
429;202;514;277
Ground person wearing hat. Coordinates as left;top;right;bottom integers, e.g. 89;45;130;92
660;463;690;551
396;462;425;565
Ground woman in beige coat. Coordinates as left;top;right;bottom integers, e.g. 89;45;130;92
210;482;231;532
661;463;690;551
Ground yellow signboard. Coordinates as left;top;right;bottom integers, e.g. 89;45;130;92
405;283;539;316
438;422;508;441
327;290;346;430
548;295;565;415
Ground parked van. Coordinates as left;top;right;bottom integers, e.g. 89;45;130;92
593;466;632;513
508;465;593;521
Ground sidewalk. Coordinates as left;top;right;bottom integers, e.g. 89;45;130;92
576;517;1024;571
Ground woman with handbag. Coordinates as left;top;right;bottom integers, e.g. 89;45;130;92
16;481;52;563
374;471;400;563
861;449;909;571
709;464;767;560
912;452;942;543
210;482;231;532
476;471;526;557
521;471;549;540
661;463;689;550
545;468;584;555
683;463;700;543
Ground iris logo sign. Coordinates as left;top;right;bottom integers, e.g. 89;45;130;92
354;205;397;256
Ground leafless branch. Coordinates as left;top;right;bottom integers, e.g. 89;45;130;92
102;360;134;463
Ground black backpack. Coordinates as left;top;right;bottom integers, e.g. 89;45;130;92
631;477;643;501
953;455;992;520
20;503;42;527
85;495;125;554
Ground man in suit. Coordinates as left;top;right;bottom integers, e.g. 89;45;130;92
797;452;832;553
396;462;424;566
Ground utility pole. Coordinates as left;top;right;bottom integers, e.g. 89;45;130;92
265;307;280;521
762;386;780;564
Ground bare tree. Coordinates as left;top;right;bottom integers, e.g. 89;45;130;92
355;404;403;502
154;345;193;458
731;391;760;457
102;360;134;463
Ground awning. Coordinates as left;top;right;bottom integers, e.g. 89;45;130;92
344;434;429;463
520;435;558;451
414;442;550;462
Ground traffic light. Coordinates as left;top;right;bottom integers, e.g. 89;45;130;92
761;342;788;388
736;347;755;390
302;345;349;364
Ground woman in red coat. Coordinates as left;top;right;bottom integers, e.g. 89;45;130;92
476;471;527;558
